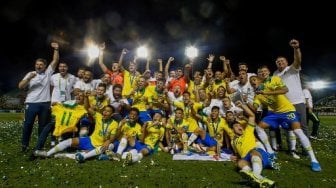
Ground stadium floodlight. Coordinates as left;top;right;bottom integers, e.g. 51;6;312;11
87;44;100;59
185;46;198;59
136;46;149;58
311;80;327;90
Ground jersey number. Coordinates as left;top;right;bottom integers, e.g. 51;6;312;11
60;111;73;126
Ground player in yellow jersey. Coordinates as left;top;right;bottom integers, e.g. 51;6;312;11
109;107;143;161
249;66;321;172
165;108;192;154
83;83;110;136
128;76;153;125
119;54;141;97
34;105;118;163
230;101;276;188
187;106;234;155
123;112;167;164
171;91;201;132
147;78;169;118
30;91;87;161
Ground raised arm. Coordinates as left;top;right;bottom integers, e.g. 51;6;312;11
165;57;174;80
50;42;60;70
289;39;302;69
157;58;163;72
98;43;108;73
118;48;128;71
236;100;255;125
207;54;215;69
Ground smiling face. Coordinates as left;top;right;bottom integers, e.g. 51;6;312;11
233;123;244;135
249;76;261;90
35;59;47;73
275;56;288;72
58;63;68;76
102;106;114;120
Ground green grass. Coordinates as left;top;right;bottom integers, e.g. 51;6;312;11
1;114;336;187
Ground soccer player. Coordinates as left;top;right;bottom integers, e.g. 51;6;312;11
30;92;87;160
187;106;234;155
34;105;118;163
249;69;322;172
123;112;167;164
109;107;142;161
230;101;276;187
165;108;193;154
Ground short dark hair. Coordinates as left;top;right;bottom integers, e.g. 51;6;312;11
35;58;47;65
130;107;140;115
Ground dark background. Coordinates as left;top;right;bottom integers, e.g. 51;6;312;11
1;0;335;96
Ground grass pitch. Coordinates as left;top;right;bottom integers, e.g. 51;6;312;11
0;113;335;187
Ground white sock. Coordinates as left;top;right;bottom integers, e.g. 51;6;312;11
293;129;318;163
269;130;278;150
83;147;101;159
242;165;252;171
133;153;143;162
121;152;128;159
47;138;72;156
256;126;274;154
288;130;297;151
117;137;128;155
187;133;198;146
251;155;263;178
108;143;114;151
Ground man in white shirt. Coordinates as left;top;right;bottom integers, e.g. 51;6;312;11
273;39;308;136
18;42;59;152
50;62;76;103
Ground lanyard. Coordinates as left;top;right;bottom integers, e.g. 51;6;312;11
59;75;68;93
130;73;136;86
102;119;112;136
211;118;220;134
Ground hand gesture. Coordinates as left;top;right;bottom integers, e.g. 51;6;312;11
168;57;174;62
51;42;59;49
219;56;226;61
157;59;163;64
289;39;300;49
207;54;215;62
99;42;105;50
122;48;129;55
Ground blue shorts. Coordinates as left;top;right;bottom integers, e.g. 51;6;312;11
243;148;270;168
134;140;154;154
147;109;166;118
261;111;299;130
195;133;217;147
138;111;152;125
78;137;95;150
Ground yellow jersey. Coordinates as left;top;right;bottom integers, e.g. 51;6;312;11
173;101;202;132
254;76;295;113
131;87;152;111
187;80;204;101
147;85;167;110
167;116;196;133
120;121;142;139
122;70;140;97
52;103;87;137
207;117;234;143
90;113;118;147
231;124;257;158
88;95;110;112
144;121;165;149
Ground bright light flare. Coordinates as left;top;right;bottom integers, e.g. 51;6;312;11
310;80;328;90
185;46;198;59
136;46;148;58
87;44;99;59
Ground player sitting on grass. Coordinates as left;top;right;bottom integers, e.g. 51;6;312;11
34;105;118;163
108;107;142;161
123;112;167;164
165;107;194;154
186;106;234;156
230;101;276;188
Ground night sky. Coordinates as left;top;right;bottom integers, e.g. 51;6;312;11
1;0;335;94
